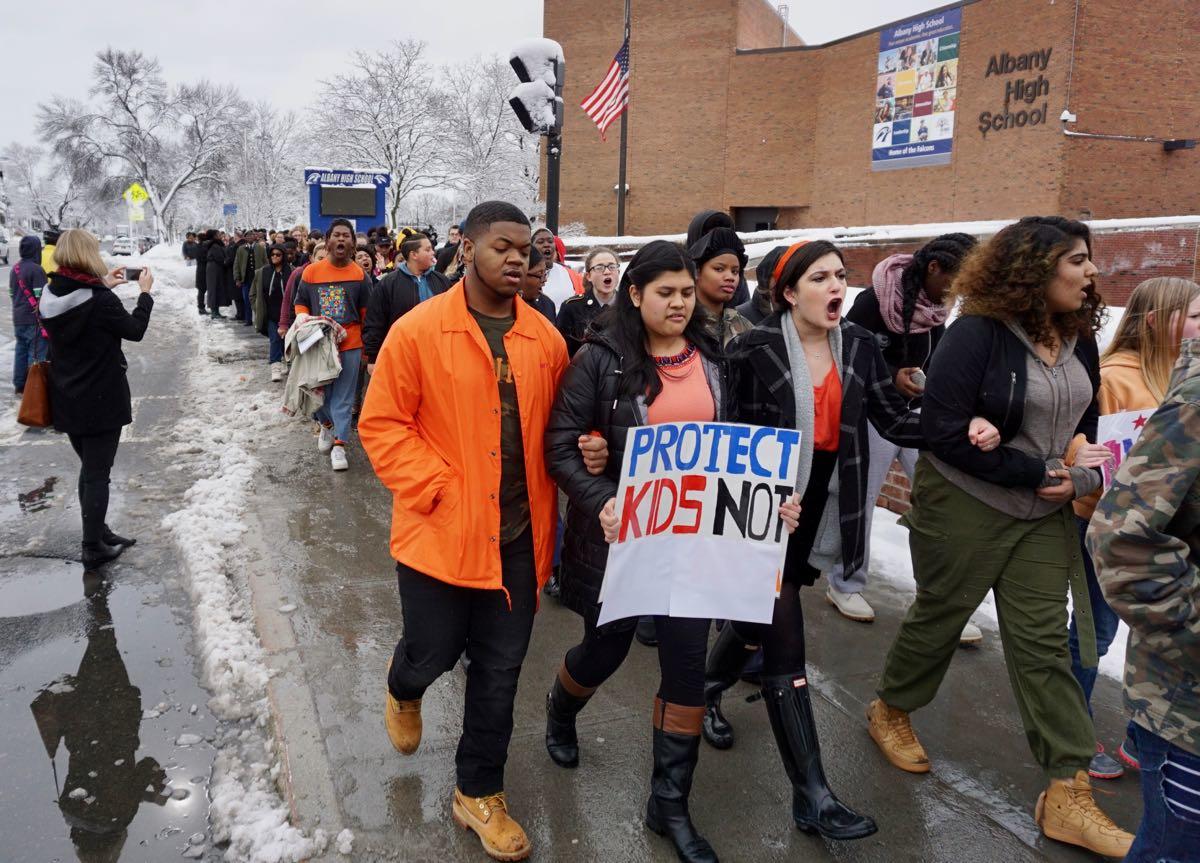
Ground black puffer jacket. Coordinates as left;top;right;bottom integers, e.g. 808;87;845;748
39;271;153;435
545;322;728;622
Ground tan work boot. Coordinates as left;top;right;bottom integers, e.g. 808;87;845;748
384;660;422;754
452;789;531;862
867;698;931;773
1036;770;1133;858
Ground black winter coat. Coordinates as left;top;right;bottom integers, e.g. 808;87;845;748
730;311;923;581
205;241;225;303
845;287;945;380
545;324;728;622
361;267;451;361
921;314;1100;489
39;272;153;435
556;289;612;358
222;242;238;305
194;240;209;290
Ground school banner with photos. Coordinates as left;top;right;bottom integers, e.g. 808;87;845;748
596;422;801;627
872;7;961;171
1096;410;1152;490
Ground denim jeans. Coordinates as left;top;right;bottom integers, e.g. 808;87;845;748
1068;516;1123;709
13;323;48;392
267;319;284;364
1127;723;1200;862
313;348;361;444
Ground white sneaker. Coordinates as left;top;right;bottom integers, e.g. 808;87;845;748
330;445;348;471
270;362;283;382
825;586;876;622
959;622;983;646
317;425;334;453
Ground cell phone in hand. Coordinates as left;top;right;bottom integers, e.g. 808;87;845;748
125;267;143;281
910;369;927;389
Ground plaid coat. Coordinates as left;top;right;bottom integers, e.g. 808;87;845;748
730;311;924;581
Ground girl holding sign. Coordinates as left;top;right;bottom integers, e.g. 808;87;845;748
869;217;1133;858
543;240;799;863
703;239;930;842
1067;275;1200;779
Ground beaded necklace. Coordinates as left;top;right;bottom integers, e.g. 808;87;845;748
652;342;696;368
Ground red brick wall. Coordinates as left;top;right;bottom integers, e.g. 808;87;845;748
547;0;1200;237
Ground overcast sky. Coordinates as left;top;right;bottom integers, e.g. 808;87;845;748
4;0;943;147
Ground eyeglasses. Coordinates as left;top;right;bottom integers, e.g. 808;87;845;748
589;263;620;274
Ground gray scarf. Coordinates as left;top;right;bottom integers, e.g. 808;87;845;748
782;314;844;570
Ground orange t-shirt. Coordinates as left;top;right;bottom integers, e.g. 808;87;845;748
646;350;715;425
812;365;842;452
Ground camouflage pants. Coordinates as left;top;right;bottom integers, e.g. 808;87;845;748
877;458;1095;779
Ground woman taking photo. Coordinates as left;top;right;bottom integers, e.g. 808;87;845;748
39;229;153;568
868;216;1133;858
702;239;938;842
543;240;799;863
1068;275;1200;779
688;227;754;348
826;233;979;631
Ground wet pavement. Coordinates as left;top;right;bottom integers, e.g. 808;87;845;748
0;260;1146;862
0;266;219;862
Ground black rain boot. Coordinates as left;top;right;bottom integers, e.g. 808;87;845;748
761;673;878;841
102;525;137;548
82;540;125;569
545;664;595;768
702;624;760;750
644;698;719;863
635;615;659;647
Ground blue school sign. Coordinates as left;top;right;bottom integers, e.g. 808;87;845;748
304;168;391;234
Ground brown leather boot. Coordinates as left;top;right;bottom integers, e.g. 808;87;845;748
866;698;930;774
384;660;422;755
1036;770;1133;858
452;789;531;862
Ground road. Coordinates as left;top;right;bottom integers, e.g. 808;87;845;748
0;256;1144;862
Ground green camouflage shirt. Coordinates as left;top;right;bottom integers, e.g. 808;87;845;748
1087;339;1200;756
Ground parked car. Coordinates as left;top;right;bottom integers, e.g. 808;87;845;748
0;229;9;265
111;235;134;255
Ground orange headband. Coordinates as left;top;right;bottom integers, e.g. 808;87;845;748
772;240;810;286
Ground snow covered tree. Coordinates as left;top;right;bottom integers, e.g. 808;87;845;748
224;103;306;228
311;41;447;228
439;56;541;216
1;142;102;228
37;49;244;239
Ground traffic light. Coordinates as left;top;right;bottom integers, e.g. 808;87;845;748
509;39;565;135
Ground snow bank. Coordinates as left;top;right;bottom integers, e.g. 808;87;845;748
570;214;1200;251
147;259;327;862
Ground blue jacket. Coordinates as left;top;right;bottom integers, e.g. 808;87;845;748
10;236;47;327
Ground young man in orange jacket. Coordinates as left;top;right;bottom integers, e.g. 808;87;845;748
359;201;568;861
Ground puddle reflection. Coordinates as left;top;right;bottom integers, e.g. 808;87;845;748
30;578;169;863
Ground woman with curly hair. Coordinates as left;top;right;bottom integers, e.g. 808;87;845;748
867;216;1134;858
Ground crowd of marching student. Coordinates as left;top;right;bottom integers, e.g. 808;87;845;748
12;202;1200;863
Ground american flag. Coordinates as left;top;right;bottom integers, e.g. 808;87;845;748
580;38;630;140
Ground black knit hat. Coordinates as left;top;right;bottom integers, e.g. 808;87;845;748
688;227;747;271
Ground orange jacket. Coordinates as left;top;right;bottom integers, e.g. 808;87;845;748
567;265;584;296
358;281;569;596
1072;350;1159;521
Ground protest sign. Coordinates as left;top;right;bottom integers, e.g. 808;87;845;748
596;421;801;626
1096;409;1152;489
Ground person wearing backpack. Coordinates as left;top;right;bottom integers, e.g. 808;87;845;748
10;235;50;395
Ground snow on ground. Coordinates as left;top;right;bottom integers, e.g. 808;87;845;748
122;246;330;862
868;505;1129;679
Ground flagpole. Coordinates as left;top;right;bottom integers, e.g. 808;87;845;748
615;0;631;236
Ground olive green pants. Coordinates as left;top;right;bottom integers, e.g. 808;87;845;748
877;458;1095;779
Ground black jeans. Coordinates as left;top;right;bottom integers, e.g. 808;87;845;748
565;614;710;706
68;430;122;545
388;527;536;797
196;284;207;312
